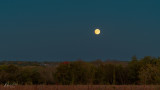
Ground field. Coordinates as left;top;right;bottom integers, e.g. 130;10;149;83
1;85;160;90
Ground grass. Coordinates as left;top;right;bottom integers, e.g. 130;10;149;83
1;85;160;90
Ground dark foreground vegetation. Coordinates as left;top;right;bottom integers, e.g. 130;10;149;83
1;85;160;90
0;56;160;85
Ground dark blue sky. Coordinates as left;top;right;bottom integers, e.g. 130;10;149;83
0;0;160;61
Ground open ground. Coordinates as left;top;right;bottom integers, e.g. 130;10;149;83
1;85;160;90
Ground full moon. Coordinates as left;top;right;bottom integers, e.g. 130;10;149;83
94;29;101;35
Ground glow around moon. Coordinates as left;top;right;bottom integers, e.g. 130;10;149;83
94;29;101;35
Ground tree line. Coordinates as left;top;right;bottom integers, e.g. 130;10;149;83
0;56;160;85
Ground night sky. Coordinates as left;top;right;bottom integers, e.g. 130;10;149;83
0;0;160;61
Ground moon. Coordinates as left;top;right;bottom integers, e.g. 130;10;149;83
94;29;101;35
